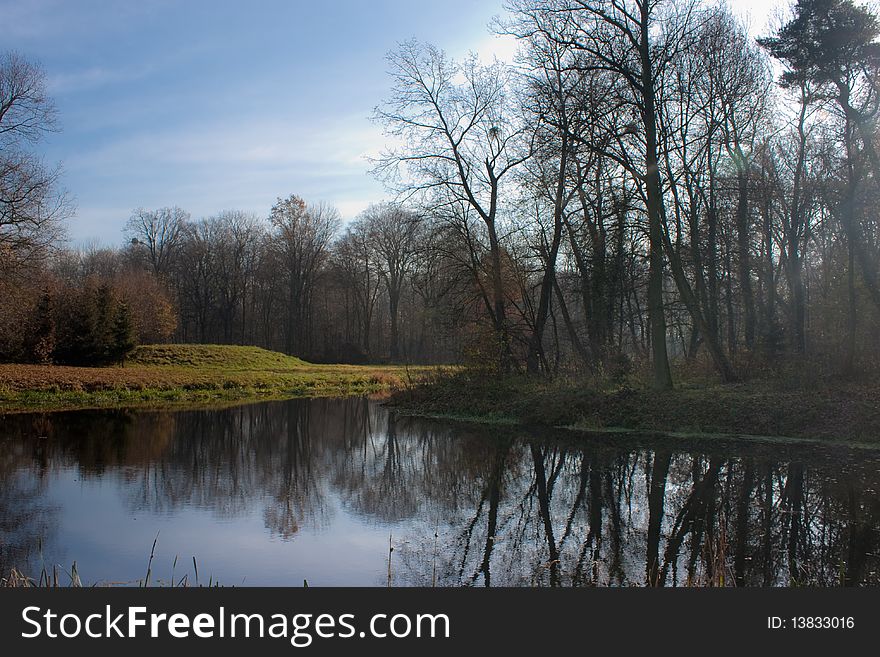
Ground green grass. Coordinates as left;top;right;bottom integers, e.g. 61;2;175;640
0;344;435;413
129;344;308;369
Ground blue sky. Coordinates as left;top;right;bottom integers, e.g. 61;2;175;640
2;0;780;246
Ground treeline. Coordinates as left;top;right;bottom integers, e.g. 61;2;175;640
0;198;464;365
3;0;880;383
118;199;462;363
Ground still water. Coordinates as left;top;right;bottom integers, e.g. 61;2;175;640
1;397;879;586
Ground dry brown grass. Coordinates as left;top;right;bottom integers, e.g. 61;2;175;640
0;363;204;393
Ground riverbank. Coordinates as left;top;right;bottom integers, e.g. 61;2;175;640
0;344;434;413
387;372;880;444
6;347;877;445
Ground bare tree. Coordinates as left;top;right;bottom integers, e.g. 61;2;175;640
362;202;423;360
374;41;532;371
126;206;189;280
212;210;264;343
505;7;590;372
706;10;772;350
269;195;339;356
175;218;219;342
655;6;773;360
0;52;57;144
554;0;740;383
332;219;382;357
517;0;684;387
0;51;69;274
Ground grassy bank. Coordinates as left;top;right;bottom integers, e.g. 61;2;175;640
389;371;880;443
0;344;434;413
5;346;877;444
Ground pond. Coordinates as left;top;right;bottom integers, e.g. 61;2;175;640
1;397;879;586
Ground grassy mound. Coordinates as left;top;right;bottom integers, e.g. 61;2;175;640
130;344;307;370
0;344;437;412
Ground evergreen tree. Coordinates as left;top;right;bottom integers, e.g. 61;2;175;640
53;286;99;365
110;301;136;365
758;0;880;89
25;289;55;364
93;283;115;363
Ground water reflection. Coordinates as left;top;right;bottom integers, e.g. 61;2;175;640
1;398;878;586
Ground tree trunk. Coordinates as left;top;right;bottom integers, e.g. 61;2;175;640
389;288;400;361
845;238;856;374
639;11;673;390
485;214;510;373
736;169;756;349
527;134;568;375
553;279;592;370
527;216;563;375
661;225;739;382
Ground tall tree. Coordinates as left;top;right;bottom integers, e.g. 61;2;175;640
515;0;688;387
270;195;338;356
332;219;382;357
0;51;69;273
760;0;880;312
363;202;422;361
507;7;590;372
375;41;532;372
126;206;189;280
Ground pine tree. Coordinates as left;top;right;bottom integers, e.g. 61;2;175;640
757;0;880;89
93;283;115;363
53;286;99;365
25;289;55;364
110;301;136;365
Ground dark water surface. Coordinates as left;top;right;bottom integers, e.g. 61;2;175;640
1;397;879;586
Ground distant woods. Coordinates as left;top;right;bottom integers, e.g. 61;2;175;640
3;0;880;381
0;196;439;365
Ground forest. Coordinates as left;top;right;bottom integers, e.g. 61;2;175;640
2;0;880;393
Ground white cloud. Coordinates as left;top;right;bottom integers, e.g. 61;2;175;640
730;0;788;35
471;33;520;65
334;199;376;221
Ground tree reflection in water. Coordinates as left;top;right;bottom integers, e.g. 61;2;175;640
1;399;878;586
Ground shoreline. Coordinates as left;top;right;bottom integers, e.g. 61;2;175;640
385;373;880;446
4;346;877;450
